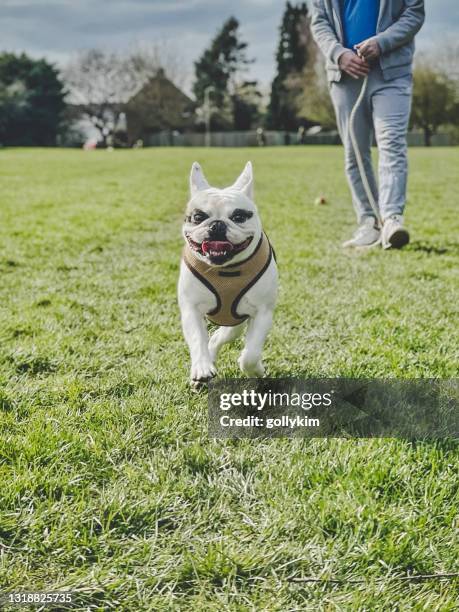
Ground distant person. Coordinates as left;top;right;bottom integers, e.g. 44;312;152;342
297;126;306;145
311;0;425;249
256;127;267;147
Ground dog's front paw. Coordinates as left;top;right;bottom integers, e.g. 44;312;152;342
190;359;217;388
238;352;265;378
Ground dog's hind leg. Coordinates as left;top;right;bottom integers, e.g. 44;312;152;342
208;323;245;363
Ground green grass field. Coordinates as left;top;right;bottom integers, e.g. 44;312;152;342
0;147;458;610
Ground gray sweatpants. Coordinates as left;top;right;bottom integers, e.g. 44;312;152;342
329;64;413;223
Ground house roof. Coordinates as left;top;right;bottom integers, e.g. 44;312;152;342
124;69;195;133
127;69;193;106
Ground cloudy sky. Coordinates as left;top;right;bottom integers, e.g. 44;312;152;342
1;0;458;91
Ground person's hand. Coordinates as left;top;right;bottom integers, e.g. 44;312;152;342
338;50;370;79
355;38;381;62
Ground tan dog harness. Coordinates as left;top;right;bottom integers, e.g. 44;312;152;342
183;233;274;327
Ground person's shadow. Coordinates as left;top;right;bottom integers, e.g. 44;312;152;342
406;241;459;256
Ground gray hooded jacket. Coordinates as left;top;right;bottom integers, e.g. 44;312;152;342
311;0;425;82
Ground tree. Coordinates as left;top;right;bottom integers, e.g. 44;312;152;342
63;45;185;146
126;41;188;91
296;59;337;130
64;50;131;146
428;38;459;90
411;64;457;146
0;53;65;146
193;17;260;130
231;81;262;130
267;2;311;130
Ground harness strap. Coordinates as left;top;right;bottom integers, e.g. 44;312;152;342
183;233;273;326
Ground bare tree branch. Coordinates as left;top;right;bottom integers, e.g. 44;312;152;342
61;44;187;144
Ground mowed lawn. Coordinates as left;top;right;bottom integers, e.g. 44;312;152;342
0;147;458;610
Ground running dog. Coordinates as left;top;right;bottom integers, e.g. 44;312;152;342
178;162;278;386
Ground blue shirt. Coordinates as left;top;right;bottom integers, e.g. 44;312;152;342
340;0;380;50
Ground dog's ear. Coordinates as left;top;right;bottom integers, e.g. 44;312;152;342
190;162;210;196
231;161;254;200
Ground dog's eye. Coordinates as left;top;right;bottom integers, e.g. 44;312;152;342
192;210;209;224
230;209;253;224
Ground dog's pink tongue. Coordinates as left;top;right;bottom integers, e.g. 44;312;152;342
202;241;234;254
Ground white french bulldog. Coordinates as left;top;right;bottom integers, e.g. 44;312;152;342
178;161;278;386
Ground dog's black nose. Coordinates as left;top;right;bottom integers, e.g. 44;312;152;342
208;220;227;238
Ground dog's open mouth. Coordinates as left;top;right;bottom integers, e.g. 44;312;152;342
187;236;253;262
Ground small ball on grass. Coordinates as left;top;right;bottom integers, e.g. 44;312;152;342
314;196;328;206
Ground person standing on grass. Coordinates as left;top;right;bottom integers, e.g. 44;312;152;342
311;0;425;249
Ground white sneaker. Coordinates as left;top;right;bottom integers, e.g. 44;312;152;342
382;215;410;250
342;217;381;248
